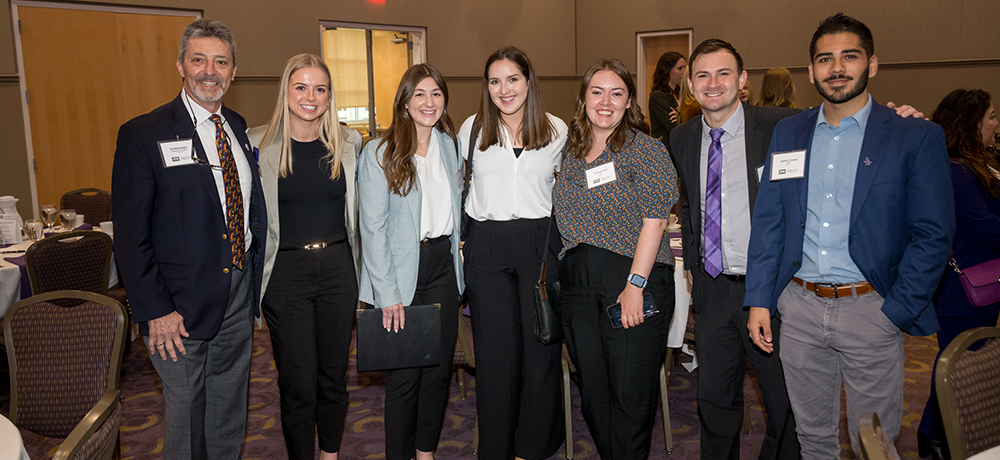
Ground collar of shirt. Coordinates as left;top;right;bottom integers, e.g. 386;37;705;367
816;93;872;134
701;101;746;141
181;90;226;130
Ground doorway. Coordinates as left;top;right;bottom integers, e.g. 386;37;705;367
320;22;426;143
636;30;692;126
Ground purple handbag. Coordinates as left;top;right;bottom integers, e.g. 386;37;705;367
949;256;1000;307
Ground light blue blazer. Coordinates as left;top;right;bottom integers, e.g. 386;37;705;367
358;129;465;308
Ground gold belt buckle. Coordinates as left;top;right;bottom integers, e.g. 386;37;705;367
303;242;327;250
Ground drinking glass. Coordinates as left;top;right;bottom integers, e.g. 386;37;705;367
59;209;77;231
23;219;44;241
41;204;58;230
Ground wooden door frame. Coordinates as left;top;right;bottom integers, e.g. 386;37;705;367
636;29;692;114
10;0;199;218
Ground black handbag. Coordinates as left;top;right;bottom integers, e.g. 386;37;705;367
534;214;563;345
460;116;479;238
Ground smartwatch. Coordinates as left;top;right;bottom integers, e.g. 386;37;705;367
627;273;647;289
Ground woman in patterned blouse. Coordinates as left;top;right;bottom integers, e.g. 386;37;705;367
552;58;679;459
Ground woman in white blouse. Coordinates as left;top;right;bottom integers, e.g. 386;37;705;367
457;46;569;460
357;63;465;460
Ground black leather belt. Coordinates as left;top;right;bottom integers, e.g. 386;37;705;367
420;235;450;245
278;234;347;251
722;274;746;282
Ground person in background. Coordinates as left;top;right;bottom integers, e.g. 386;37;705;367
458;46;568;460
357;63;464;460
249;53;362;460
739;79;754;105
648;51;687;155
678;66;703;124
112;18;266;459
553;57;678;459
757;67;797;108
917;89;1000;460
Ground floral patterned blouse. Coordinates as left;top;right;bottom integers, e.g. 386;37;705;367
552;129;679;264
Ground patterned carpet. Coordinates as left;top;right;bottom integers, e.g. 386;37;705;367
2;320;942;459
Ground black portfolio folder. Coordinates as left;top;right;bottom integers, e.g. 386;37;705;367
356;303;442;373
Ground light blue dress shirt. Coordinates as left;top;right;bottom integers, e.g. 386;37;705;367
797;94;873;284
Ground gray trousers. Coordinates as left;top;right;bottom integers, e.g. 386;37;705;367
148;256;255;460
776;281;903;460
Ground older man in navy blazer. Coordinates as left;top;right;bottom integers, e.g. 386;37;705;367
112;19;265;460
744;13;953;459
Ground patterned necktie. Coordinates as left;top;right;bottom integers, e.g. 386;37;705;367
210;114;245;270
704;127;724;278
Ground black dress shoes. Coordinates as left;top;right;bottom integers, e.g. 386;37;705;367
918;432;949;460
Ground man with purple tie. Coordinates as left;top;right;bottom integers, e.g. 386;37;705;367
112;18;266;460
671;39;800;460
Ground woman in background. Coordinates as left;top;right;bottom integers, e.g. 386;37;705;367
757;67;797;108
553;58;679;459
647;51;686;155
357;63;464;460
739;79;754;104
677;66;702;124
917;89;1000;460
250;53;362;460
458;46;568;460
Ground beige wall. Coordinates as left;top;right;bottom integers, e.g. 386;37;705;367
1;0;998;218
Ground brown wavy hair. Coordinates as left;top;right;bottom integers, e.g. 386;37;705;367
473;46;557;150
565;59;649;159
932;89;999;198
378;63;456;196
651;51;685;99
757;67;797;108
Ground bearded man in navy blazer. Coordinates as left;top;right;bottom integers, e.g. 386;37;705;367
744;13;953;459
112;18;266;460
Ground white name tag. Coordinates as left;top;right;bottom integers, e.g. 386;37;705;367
585;161;617;189
769;150;806;181
158;139;195;168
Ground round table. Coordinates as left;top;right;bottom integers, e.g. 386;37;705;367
0;414;29;460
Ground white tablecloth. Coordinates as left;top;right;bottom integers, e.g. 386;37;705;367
0;414;29;460
667;253;691;348
0;232;118;317
969;445;1000;460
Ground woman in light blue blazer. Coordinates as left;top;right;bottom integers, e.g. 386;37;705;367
357;63;464;460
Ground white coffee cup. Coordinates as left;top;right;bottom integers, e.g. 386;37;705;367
99;221;114;234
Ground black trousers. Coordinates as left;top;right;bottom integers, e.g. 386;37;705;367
560;244;674;459
690;265;799;460
262;240;358;459
464;218;563;460
384;237;459;460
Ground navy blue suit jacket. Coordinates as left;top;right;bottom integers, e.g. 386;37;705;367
744;101;954;336
112;94;266;340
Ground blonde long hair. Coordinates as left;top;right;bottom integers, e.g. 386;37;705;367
260;53;343;179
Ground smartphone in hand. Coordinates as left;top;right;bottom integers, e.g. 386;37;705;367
606;292;659;329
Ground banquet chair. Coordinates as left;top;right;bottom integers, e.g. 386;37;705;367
936;326;1000;460
453;308;479;453
26;231;114;296
4;290;128;460
60;188;112;226
859;412;898;460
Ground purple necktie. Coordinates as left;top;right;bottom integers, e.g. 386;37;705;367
704;128;724;278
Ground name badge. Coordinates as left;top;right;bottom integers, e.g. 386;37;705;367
585;161;617;189
158;139;195;168
769;149;806;181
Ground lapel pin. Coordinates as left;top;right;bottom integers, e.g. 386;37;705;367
864;157;872;166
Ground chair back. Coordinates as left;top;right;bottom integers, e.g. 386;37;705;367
60;188;111;225
859;412;898;460
936;326;1000;460
4;290;128;438
26;231;113;296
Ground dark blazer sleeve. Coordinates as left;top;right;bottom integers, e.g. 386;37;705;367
671;119;700;272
